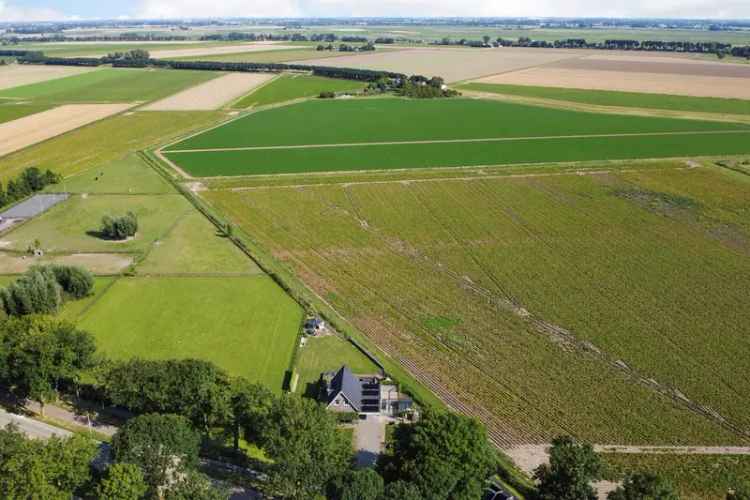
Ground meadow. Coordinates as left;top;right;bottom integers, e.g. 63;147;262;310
77;276;303;391
231;74;368;109
0;68;220;104
460;82;750;115
203;163;750;448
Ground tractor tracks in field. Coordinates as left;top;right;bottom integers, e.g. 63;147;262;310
335;183;750;446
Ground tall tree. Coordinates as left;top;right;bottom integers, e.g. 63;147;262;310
534;436;602;500
327;469;384;500
0;423;97;499
96;463;149;500
258;394;352;499
608;472;679;500
111;414;201;496
381;480;423;500
230;378;273;450
378;410;497;500
164;470;229;500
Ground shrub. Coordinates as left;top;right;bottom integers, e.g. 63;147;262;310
101;212;138;240
48;265;94;299
319;91;336;99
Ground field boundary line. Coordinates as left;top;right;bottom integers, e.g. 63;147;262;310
218;166;696;191
164;129;750;154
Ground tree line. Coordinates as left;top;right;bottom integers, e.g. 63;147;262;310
0;166;61;210
0;265;94;317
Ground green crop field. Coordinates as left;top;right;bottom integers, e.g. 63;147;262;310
173;48;344;64
2;194;192;254
232;74;367;109
602;453;750;500
0;110;224;183
11;41;231;58
460;82;750;116
203;163;750;447
0;102;53;123
77;276;303;391
163;98;750;176
0;68;219;104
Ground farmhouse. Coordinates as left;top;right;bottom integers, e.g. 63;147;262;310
322;365;413;416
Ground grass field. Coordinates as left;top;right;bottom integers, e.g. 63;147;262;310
0;68;220;104
232;74;367;109
78;276;303;391
0;110;224;183
294;335;380;397
51;154;175;194
460;82;750;115
602;453;750;500
1;194;192;254
11;41;230;58
137;211;261;275
203;163;750;447
163;98;750;176
0;102;53;123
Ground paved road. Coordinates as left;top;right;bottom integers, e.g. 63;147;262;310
354;415;386;468
0;408;72;440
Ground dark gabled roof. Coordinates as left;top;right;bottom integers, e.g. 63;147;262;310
327;365;362;412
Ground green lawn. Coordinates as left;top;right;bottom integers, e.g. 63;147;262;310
167;98;750;151
173;48;342;64
294;335;380;397
0;68;220;104
51;154;175;194
0;102;53;123
0;110;224;183
78;276;303;391
602;453;750;500
232;74;367;108
2;194;192;254
137;211;261;275
460;82;750;116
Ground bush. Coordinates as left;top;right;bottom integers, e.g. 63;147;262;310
334;411;359;423
319;91;336;99
0;265;94;316
101;212;138;240
48;265;94;299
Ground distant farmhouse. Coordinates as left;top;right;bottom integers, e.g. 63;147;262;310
322;365;413;417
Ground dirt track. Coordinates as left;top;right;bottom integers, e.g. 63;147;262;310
0;64;94;91
0;103;132;157
142;73;275;111
0;252;133;274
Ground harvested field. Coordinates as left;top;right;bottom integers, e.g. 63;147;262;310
0;103;133;157
143;72;275;111
203;163;750;448
150;42;302;60
477;55;750;99
0;252;133;275
0;64;93;91
291;46;583;83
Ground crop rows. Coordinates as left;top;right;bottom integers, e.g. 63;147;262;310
204;164;750;447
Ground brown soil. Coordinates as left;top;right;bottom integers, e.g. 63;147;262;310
142;73;275;111
0;252;132;274
0;64;94;91
0;103;133;157
149;42;302;59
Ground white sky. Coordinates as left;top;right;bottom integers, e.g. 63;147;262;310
3;0;750;22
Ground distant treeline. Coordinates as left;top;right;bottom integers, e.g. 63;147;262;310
18;51;407;82
2;34;190;44
432;36;750;57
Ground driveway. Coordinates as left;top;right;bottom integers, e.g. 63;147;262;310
354;415;386;468
0;407;72;440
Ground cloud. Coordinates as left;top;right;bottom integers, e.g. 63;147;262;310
0;1;66;21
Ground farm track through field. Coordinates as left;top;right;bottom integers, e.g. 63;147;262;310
164;129;750;154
